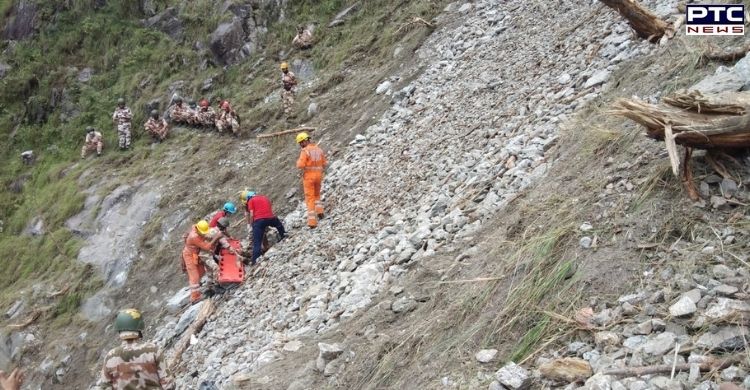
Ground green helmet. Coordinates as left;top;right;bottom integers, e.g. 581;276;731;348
114;309;145;333
150;109;159;118
175;96;183;104
86;126;94;133
117;98;125;106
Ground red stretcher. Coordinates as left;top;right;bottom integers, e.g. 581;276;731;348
217;238;244;284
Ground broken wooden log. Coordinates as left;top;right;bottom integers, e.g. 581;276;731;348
255;127;316;139
702;42;750;63
599;0;671;42
168;298;215;372
612;90;750;199
612;91;750;149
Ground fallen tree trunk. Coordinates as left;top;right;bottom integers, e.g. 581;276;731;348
599;0;671;42
168;299;214;372
612;90;750;199
612;91;750;149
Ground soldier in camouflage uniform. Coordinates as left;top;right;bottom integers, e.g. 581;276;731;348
168;97;197;126
144;110;169;142
280;62;297;116
292;25;313;50
196;99;216;128
215;101;240;135
81;126;104;158
95;309;174;390
112;98;133;150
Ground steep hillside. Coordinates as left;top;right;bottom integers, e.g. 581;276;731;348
2;0;749;389
0;0;447;388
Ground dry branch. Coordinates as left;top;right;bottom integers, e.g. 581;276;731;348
603;354;743;377
420;276;507;285
6;310;42;330
168;299;215;372
396;17;434;36
47;284;70;298
599;0;671;42
255;127;316;139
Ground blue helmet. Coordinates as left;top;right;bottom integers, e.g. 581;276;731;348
223;202;237;214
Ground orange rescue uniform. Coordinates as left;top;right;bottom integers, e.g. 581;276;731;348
296;143;327;227
181;226;216;302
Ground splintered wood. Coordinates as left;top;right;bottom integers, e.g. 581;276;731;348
612;90;750;200
613;91;750;149
599;0;671;42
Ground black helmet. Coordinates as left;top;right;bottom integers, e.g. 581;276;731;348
86;126;94;133
117;98;125;106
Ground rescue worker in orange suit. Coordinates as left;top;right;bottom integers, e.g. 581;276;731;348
181;220;221;304
240;190;286;264
296;132;327;228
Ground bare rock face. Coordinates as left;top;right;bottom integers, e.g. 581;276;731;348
210;18;246;65
2;0;38;40
144;7;183;40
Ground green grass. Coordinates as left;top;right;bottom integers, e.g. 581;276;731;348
0;0;443;324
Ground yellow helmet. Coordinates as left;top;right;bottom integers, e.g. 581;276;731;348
239;190;256;202
195;220;210;235
296;132;310;144
280;62;289;70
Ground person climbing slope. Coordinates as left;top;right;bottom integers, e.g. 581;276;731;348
240;190;286;264
296;132;327;228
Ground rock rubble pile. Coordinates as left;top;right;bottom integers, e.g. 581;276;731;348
504;255;750;390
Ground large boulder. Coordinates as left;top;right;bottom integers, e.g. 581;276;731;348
209;18;246;65
143;7;183;40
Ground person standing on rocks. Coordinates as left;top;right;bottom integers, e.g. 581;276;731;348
112;98;133;150
181;220;222;304
296;132;327;228
81;126;104;158
240;190;286;264
280;62;297;116
144;110;169;142
95;309;174;390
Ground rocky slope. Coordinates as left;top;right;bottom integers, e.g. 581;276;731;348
2;0;750;389
157;0;746;389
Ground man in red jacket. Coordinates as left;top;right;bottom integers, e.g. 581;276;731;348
240;190;286;264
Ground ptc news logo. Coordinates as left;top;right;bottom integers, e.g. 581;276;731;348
686;4;746;35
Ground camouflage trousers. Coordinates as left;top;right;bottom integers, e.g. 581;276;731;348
281;90;295;115
216;117;239;134
81;141;103;158
117;123;131;149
